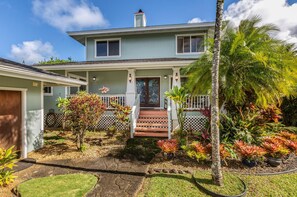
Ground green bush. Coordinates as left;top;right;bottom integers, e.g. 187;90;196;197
0;146;17;187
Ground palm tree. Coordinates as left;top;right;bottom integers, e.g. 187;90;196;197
210;0;225;186
184;17;297;109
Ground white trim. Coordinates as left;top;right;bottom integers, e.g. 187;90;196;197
94;38;121;58
65;71;68;98
35;60;195;71
40;82;44;147
43;86;53;96
175;33;206;55
0;64;86;86
68;73;87;80
0;87;28;158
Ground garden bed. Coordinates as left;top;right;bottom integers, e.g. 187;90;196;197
150;151;297;175
29;130;126;161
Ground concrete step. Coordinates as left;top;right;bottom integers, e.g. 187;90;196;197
134;132;168;138
135;127;168;132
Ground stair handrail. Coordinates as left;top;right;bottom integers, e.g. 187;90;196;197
130;94;140;138
167;98;172;139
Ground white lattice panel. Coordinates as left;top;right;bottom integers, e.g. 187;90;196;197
184;115;208;131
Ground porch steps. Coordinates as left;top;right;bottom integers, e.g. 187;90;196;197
134;110;169;138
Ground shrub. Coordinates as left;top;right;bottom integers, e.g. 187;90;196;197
234;140;266;162
57;92;106;151
0;146;17;187
281;97;297;126
182;142;209;162
110;98;131;131
262;137;290;158
157;139;178;154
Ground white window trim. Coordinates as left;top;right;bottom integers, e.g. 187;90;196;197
94;38;121;58
44;86;53;96
175;33;206;55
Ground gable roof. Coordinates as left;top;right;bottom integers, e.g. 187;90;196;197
68;22;215;45
0;58;86;86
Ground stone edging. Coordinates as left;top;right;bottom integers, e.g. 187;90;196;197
147;168;247;197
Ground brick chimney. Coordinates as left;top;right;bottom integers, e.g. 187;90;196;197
134;9;146;27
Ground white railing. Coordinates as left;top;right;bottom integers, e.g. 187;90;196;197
100;94;126;109
167;99;172;139
130;94;140;138
185;95;210;110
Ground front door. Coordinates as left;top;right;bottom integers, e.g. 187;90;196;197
136;78;160;107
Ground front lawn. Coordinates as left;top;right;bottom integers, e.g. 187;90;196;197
17;173;97;197
139;171;297;197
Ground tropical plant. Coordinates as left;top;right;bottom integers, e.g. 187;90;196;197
281;96;297;126
165;86;188;143
110;98;131;130
234;140;266;162
184;17;297;109
0;146;17;187
57;92;106;151
262;137;290;158
182;142;209;162
157;139;178;154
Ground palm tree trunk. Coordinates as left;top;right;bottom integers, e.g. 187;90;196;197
211;0;224;186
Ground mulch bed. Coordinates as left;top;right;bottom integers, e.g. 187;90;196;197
149;151;297;175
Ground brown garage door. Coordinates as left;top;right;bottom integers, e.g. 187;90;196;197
0;90;22;153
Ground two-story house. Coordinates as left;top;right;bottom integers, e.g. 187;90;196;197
36;10;214;138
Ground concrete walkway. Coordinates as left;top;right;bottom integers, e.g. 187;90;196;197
16;157;148;197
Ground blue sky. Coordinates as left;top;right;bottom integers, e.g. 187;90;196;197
0;0;297;64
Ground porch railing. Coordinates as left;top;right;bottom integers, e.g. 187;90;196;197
185;95;210;110
130;94;140;138
100;94;126;109
167;99;172;139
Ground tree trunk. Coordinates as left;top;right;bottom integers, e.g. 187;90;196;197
211;0;225;186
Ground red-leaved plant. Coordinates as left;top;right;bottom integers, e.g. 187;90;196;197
262;136;291;158
157;139;178;154
234;140;266;162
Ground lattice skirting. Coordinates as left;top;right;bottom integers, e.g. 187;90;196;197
44;113;128;131
184;115;208;131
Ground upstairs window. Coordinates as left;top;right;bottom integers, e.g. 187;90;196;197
44;87;53;96
176;35;205;54
95;39;120;57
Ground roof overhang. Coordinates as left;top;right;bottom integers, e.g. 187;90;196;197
68;22;215;45
0;63;87;87
35;60;196;72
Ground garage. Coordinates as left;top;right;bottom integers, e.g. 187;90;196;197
0;90;22;153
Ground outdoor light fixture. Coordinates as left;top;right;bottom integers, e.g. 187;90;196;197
128;74;132;83
175;72;178;81
92;76;96;81
164;75;168;79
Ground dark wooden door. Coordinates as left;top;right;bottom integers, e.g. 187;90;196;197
136;78;160;107
0;90;22;152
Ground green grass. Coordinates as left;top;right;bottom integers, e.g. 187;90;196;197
17;173;97;197
139;171;297;197
194;170;244;196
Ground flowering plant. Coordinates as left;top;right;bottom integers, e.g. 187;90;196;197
157;139;178;154
234;140;266;161
99;86;110;94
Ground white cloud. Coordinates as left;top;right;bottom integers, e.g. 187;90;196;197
224;0;297;44
188;17;205;24
32;0;108;31
10;40;55;64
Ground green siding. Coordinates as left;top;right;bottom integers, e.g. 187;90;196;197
44;70;66;113
86;31;207;61
0;76;42;152
89;70;127;94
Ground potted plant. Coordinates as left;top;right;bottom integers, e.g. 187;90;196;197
157;139;178;160
234;140;266;167
262;136;290;167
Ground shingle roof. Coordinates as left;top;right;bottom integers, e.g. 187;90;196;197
35;57;197;67
0;58;63;77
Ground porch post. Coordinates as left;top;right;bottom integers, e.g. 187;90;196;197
171;67;181;124
126;69;136;106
